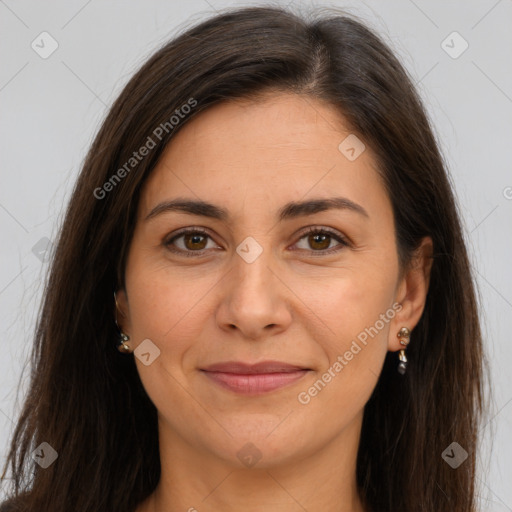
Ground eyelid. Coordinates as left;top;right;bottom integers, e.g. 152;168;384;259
163;226;220;256
163;225;350;256
290;226;350;253
295;226;351;248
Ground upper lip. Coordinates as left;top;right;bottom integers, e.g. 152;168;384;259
201;360;310;374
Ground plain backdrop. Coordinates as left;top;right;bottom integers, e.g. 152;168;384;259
1;0;511;510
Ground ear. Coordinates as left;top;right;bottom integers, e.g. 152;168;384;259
115;288;131;334
388;236;433;351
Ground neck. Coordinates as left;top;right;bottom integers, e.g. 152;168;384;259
138;411;367;512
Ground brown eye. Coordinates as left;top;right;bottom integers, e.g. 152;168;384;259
164;228;220;256
164;226;348;258
183;233;208;250
307;232;331;250
294;227;349;254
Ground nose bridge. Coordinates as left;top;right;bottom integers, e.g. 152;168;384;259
216;233;291;338
232;234;276;300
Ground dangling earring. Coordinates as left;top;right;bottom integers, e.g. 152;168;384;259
397;327;410;375
114;291;133;354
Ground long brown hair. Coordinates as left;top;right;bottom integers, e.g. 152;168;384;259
1;5;487;511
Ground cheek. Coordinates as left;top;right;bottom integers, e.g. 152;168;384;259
124;253;228;376
305;264;397;388
127;268;204;346
124;266;209;412
295;288;392;422
301;257;397;338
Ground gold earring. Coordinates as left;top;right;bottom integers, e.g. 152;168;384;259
397;327;411;374
114;292;133;354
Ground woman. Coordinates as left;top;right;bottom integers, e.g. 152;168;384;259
0;5;486;512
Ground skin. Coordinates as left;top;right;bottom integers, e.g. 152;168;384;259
117;91;433;512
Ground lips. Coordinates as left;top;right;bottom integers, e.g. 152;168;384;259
201;360;310;374
200;360;311;394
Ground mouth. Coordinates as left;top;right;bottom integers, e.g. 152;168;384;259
199;360;312;395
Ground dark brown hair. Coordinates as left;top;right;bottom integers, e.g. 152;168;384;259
1;5;487;512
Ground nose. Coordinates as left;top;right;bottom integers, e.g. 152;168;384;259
215;246;292;341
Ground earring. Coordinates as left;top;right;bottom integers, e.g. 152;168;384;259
114;291;133;354
397;327;410;375
117;332;133;353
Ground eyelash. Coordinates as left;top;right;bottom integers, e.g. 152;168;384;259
163;226;349;258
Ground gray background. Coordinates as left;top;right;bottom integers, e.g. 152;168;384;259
0;0;511;510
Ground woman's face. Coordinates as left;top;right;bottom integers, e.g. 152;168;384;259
117;91;429;469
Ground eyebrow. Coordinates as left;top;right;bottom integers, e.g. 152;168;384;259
144;196;369;222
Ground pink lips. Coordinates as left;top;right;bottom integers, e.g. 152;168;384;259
200;361;310;395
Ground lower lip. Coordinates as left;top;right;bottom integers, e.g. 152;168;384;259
201;370;310;395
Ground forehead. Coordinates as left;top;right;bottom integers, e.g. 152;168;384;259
160;91;354;164
138;92;390;223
